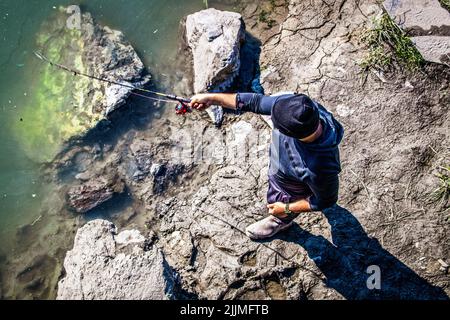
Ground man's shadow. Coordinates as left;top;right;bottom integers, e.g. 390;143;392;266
270;205;448;300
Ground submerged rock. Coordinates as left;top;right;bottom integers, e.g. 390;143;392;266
125;139;186;193
152;163;185;194
15;5;150;162
67;173;125;213
129;139;154;181
57;220;176;300
15;254;59;299
185;8;245;126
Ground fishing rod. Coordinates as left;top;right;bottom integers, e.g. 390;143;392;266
33;51;192;114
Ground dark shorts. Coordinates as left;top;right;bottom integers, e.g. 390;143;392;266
267;174;312;204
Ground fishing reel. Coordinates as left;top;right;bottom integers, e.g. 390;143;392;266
175;100;191;115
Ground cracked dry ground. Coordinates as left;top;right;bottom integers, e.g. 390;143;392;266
147;0;449;300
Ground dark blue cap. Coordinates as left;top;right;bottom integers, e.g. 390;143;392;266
271;94;320;139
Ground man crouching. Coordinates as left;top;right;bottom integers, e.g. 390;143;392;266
189;93;344;240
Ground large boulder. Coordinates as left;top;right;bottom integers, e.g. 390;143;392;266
383;0;450;64
57;220;176;300
411;36;450;65
185;8;245;125
383;0;450;35
14;5;150;162
186;8;245;93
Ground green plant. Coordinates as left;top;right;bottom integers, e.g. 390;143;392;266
259;9;268;22
434;165;450;203
360;12;424;72
267;19;276;28
203;0;208;9
269;0;276;9
440;0;450;12
259;9;276;28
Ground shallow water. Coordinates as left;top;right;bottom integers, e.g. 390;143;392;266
0;0;238;299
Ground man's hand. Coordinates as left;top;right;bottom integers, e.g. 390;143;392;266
267;202;287;217
189;93;217;111
189;93;238;111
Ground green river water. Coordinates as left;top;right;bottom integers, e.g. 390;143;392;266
0;0;238;299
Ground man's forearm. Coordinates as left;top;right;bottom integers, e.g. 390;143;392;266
289;199;312;213
207;93;237;110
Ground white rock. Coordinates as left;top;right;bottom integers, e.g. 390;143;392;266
185;9;245;127
384;0;450;65
336;104;355;117
404;81;414;89
438;259;449;268
185;8;244;93
411;36;450;65
383;0;450;35
231;121;253;145
57;220;176;300
115;229;145;245
150;163;161;175
105;83;133;115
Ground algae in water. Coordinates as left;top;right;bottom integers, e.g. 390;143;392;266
13;6;147;163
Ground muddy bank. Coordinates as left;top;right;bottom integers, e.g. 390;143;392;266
152;0;450;296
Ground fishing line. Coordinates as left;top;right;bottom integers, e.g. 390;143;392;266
33;51;191;107
129;91;177;104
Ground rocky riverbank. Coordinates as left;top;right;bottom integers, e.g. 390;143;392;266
384;0;450;65
3;0;448;300
57;0;449;300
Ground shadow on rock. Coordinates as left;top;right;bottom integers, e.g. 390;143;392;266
271;205;448;300
82;89;162;147
237;31;263;93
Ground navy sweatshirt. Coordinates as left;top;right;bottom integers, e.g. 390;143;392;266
237;93;344;211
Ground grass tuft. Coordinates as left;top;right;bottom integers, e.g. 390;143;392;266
270;0;276;8
259;9;276;28
434;165;450;204
360;12;425;72
440;0;450;12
